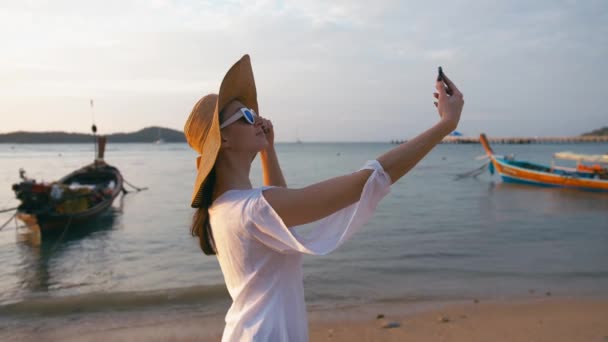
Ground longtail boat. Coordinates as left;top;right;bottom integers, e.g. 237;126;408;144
479;133;608;192
11;136;124;237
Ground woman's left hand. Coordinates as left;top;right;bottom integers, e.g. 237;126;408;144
260;116;274;145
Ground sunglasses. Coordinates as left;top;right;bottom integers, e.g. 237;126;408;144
220;107;257;129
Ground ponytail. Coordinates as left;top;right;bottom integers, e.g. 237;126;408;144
191;168;217;255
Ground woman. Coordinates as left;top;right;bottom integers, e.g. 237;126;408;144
184;55;464;341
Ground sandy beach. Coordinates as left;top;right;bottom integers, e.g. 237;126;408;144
3;297;607;342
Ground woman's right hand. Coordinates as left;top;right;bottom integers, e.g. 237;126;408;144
433;74;464;131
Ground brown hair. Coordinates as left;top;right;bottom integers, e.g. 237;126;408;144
191;167;217;255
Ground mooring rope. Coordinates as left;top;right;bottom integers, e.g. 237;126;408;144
50;215;74;252
122;179;148;193
0;213;17;231
0;207;18;214
453;161;490;180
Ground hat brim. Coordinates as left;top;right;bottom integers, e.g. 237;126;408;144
190;54;258;208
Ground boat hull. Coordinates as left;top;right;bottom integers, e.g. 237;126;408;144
491;157;608;192
479;133;608;192
15;162;123;236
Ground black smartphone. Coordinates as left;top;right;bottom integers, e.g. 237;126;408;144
437;66;453;95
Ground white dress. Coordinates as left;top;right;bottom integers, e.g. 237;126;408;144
208;160;392;342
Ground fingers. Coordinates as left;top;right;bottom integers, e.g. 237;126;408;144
436;81;447;99
440;73;462;97
259;117;273;134
259;116;272;125
264;119;273;130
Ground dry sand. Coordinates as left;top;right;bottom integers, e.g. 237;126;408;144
309;298;608;342
4;297;608;342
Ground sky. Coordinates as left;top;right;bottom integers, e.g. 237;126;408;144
0;0;606;142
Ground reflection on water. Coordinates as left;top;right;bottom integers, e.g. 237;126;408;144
13;209;118;296
487;181;608;214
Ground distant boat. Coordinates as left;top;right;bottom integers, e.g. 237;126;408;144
12;137;124;238
479;133;608;192
449;130;464;137
154;127;165;144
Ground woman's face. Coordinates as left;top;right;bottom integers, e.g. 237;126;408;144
219;100;267;153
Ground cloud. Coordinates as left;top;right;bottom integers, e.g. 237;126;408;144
0;0;607;138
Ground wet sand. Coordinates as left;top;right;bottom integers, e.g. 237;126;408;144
3;297;608;342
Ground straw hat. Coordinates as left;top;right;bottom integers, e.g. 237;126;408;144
184;54;259;208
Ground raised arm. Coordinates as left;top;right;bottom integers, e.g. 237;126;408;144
263;75;464;227
259;117;287;187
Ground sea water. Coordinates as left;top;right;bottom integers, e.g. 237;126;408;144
0;142;607;317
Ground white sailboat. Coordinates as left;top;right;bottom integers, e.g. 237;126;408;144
154;127;165;144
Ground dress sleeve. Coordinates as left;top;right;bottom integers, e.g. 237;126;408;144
246;160;392;255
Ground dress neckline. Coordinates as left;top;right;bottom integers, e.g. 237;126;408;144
210;189;250;207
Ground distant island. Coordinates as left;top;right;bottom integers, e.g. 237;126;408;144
582;127;608;136
0;127;186;144
1;126;607;144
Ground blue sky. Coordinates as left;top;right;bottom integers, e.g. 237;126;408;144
0;0;606;141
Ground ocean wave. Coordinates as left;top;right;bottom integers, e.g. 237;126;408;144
0;284;229;317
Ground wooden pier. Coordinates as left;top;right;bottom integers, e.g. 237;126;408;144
391;136;608;145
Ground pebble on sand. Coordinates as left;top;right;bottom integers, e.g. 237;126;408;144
382;321;401;329
545;291;552;296
376;314;385;319
438;316;450;323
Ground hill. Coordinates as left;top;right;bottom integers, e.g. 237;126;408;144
0;127;186;144
581;127;608;136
